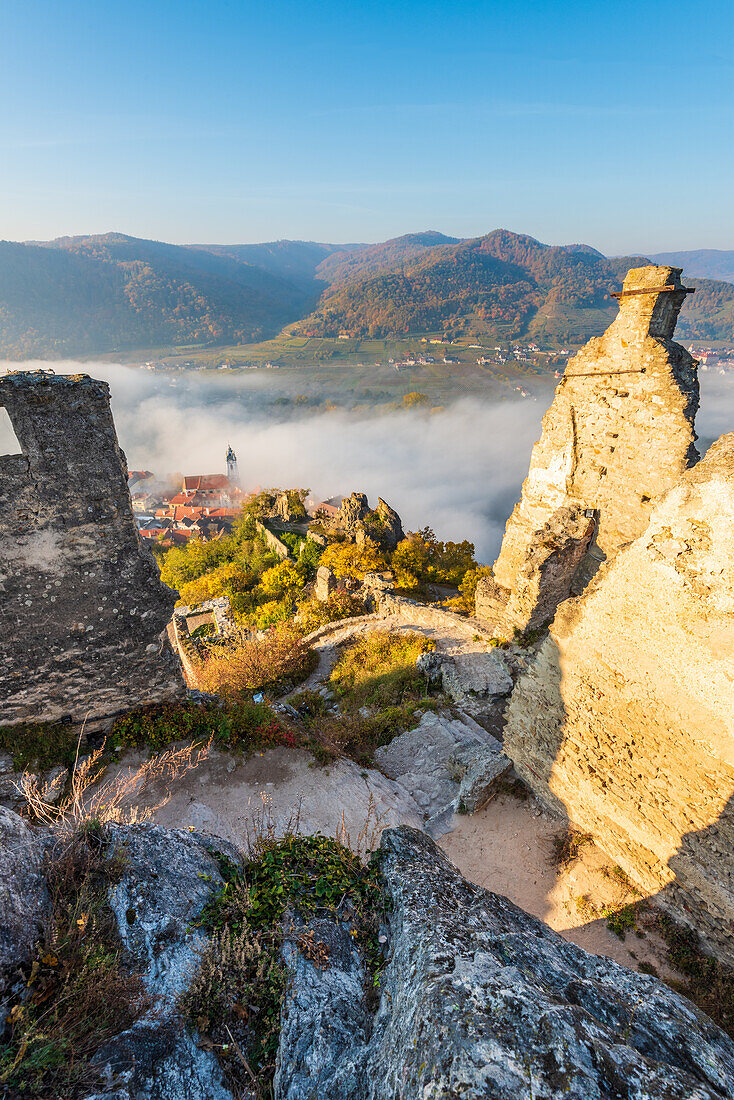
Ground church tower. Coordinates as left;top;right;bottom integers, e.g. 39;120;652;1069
226;445;239;487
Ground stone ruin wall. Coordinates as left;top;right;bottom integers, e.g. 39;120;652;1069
0;371;185;732
481;265;699;634
477;266;734;961
502;437;734;961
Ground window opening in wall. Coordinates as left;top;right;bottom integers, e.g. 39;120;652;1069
0;406;23;456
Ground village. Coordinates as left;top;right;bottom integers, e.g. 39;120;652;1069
131;446;342;548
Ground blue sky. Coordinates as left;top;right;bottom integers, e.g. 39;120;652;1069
1;0;732;253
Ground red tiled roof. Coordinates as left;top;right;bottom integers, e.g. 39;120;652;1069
182;474;230;492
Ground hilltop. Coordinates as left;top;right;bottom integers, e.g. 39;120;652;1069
294;230;734;344
1;230;733;359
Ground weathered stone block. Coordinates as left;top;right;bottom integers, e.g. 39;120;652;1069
314;564;336;602
457;745;512;813
0;371;185;731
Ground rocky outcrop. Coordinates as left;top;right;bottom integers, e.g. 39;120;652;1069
374;710;509;834
373;497;404;552
89;824;242;1100
274;917;370;1100
324;492;404;552
3;816;733;1099
277;826;734;1099
503;434;734;963
481;265;699;627
0;371;185;732
314;564;337;602
477;503;595;638
0;809;50;1033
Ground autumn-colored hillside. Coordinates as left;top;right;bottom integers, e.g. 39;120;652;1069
1;230;732;359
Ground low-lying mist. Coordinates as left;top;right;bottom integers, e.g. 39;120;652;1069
2;360;733;565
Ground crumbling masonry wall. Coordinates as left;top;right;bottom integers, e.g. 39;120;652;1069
0;371;185;730
503;435;734;963
478;266;699;630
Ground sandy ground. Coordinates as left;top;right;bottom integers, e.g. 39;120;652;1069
440;790;675;975
117;739;675;979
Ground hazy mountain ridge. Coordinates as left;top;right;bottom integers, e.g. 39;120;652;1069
0;234;317;358
1;231;732;359
650;249;734;285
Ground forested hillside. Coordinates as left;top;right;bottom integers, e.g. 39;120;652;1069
651;249;734;285
1;230;732;359
0;234;316;358
294;231;734;343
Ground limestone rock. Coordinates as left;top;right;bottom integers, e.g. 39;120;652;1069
366;826;734;1099
503;433;734;964
0;371;185;732
491;266;699;597
374;497;404;552
87;1018;235;1100
335;491;370;534
274;917;370;1099
374;711;501;828
415;649;443;683
440;649;513;706
485;504;595;636
324;491;404;552
457;745;512;813
89;825;242;1100
314;564;337;603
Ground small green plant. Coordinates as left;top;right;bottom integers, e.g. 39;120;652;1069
603;901;639;940
305;701;440;767
183;833;386;1095
0;720;80;772
653;912;734;1036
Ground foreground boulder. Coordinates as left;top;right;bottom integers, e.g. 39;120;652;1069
0;808;50;1033
2;813;732;1099
362;827;734;1099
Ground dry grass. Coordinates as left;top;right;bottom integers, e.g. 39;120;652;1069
329;630;435;713
194;624;317;701
0;827;148;1097
547;827;593;870
19;736;211;831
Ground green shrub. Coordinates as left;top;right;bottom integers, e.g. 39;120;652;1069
183;834;385;1091
0;720;80;773
109;699;298;756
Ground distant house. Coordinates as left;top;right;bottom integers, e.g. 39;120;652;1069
128;470;154;488
182;474;230;493
310;495;343;519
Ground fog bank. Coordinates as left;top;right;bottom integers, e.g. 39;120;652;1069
2;361;733;564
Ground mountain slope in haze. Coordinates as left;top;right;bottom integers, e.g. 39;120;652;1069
294;230;734;344
2;230;733;360
315;231;461;288
191;239;354;294
650;249;734;285
0;233;317;358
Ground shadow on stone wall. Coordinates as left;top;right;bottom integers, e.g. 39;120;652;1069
504;630;734;965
